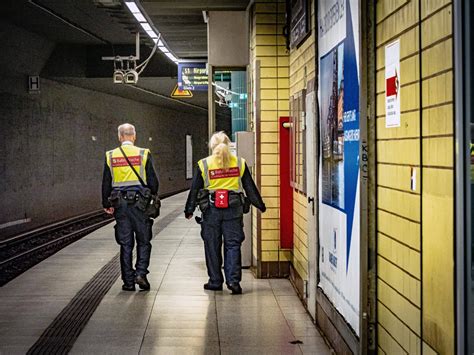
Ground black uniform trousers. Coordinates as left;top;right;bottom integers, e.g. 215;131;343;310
113;196;153;285
201;204;245;287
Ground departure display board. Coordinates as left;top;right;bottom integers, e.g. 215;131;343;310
290;0;310;49
178;63;208;91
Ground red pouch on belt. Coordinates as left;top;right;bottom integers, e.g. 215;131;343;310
214;190;229;208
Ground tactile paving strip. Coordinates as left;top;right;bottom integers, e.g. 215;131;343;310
27;207;183;355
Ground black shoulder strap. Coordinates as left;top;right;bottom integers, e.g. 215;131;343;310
118;146;148;188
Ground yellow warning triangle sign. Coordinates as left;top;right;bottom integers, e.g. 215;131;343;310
171;84;193;98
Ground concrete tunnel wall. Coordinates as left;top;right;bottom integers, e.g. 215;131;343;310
0;20;208;233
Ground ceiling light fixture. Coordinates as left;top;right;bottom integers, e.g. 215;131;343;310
124;1;180;65
124;1;140;14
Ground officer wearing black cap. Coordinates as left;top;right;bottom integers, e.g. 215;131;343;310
102;123;159;291
184;131;265;294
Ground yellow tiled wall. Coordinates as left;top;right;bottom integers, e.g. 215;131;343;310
249;0;290;268
376;1;454;353
288;1;316;282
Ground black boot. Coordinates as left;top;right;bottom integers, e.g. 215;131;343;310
227;283;242;295
135;275;151;290
204;283;223;291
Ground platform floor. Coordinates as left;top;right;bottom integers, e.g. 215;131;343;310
0;192;331;354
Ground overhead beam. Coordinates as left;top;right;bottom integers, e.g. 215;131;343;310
141;0;250;13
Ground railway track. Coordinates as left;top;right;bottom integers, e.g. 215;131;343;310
0;211;114;286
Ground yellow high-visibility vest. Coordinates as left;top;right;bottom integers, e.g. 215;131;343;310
198;155;245;192
106;144;150;188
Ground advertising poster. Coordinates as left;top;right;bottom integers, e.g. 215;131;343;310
318;0;360;335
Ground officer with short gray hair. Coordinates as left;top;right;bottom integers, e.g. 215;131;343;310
102;123;159;291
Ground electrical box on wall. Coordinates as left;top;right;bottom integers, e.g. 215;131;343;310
234;131;255;268
235;131;255;168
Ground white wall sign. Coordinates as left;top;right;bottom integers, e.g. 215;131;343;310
385;40;401;128
186;135;193;179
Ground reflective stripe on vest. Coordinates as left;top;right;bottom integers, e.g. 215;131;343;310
198;155;245;192
106;145;148;188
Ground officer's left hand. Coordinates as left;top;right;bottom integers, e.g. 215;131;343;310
104;207;115;215
185;213;193;219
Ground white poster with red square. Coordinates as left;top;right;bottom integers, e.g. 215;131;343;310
385;39;401;128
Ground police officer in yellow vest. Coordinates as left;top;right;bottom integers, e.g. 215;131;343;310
185;131;266;294
102;123;159;291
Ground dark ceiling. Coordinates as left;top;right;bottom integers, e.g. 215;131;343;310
141;0;250;58
1;0;137;45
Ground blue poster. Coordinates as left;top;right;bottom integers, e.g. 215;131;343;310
318;0;360;335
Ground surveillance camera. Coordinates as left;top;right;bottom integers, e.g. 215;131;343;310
113;70;124;83
124;70;139;84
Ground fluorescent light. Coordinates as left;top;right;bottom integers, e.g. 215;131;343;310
158;40;164;46
133;12;146;22
140;22;152;32
146;30;158;38
159;46;169;53
125;2;140;14
165;52;178;62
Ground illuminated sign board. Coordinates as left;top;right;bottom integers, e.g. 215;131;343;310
290;0;310;49
178;63;208;91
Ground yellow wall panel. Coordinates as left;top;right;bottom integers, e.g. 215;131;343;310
258;56;277;67
261;78;278;89
261;100;278;111
261;132;278;143
377;139;420;166
262;240;280;251
278;67;289;77
255;2;277;13
421;0;451;19
260;175;279;185
278;88;289;99
378;324;409;355
377;164;420;194
422;137;453;168
378;209;420;250
262;229;279;241
261;89;278;100
262;219;279;231
422;168;454;354
421;39;452;78
255;13;280;24
378;233;421;279
376;0;410;24
261;110;279;121
263;196;279;208
261;164;278;176
378;302;421;354
256;46;278;57
378;279;421;335
262;207;279;219
421;71;453;108
261;121;279;132
422;103;453;137
376;0;418;46
256;24;279;35
376;111;420;139
261;67;278;78
261;186;279;196
256;35;278;46
421;5;452;49
378;256;421;306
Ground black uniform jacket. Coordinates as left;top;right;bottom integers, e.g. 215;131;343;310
102;151;159;208
184;162;266;217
